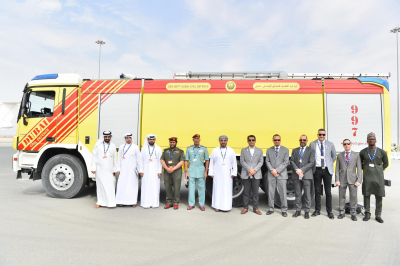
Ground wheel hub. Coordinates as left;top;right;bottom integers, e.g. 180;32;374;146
49;164;75;191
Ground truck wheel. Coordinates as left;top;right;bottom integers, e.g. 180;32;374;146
41;154;87;198
205;159;244;207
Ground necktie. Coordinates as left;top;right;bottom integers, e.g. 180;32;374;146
299;147;304;168
346;152;349;166
320;141;325;167
275;148;278;157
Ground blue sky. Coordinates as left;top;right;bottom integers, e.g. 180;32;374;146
1;0;400;140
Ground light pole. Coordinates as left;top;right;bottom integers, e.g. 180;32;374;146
95;40;106;79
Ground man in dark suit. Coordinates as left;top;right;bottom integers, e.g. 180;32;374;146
290;135;315;219
335;139;362;221
240;135;264;215
265;134;289;217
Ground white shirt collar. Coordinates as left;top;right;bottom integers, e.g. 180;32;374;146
275;145;281;150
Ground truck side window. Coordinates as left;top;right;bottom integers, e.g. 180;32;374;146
27;91;56;118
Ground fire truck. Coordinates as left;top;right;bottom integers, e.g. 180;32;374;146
12;71;391;208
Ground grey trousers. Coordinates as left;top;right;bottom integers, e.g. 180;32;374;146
268;177;287;212
294;179;312;213
339;183;358;215
242;178;261;210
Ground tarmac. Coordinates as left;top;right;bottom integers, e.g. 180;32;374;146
0;142;399;265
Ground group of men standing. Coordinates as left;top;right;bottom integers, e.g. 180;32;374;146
91;129;389;223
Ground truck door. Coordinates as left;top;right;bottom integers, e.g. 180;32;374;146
17;87;60;151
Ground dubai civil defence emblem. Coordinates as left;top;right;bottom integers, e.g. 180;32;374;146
225;81;236;92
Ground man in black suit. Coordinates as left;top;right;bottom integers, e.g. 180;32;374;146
290;135;315;219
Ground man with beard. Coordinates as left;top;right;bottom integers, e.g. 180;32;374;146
91;131;117;208
161;137;185;210
116;133;142;207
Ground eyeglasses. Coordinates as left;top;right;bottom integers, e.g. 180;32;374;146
368;138;376;141
299;139;307;141
248;139;255;142
318;134;326;136
343;143;351;146
273;139;281;142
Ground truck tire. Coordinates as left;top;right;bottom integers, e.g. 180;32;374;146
205;159;244;207
41;154;87;198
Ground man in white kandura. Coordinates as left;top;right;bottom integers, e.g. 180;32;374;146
116;133;142;207
209;135;237;212
140;134;162;208
91;131;117;208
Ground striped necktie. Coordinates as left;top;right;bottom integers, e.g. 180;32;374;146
275;147;278;157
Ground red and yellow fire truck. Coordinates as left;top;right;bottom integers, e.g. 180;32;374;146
12;71;391;207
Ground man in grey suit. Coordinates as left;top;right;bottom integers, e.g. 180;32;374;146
335;139;362;221
240;135;264;215
290;135;315;219
310;129;336;219
265;134;289;217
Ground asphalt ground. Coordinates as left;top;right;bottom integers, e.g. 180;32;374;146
0;145;399;265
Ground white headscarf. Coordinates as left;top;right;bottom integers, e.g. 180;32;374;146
123;133;133;143
143;134;158;148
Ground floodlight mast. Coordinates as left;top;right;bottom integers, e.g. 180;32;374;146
95;40;106;79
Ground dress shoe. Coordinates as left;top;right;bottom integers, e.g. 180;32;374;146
187;206;195;210
241;209;248;214
351;215;357;221
363;213;371;221
266;210;274;215
282;212;288;217
173;204;179;210
292;211;301;218
328;212;335;219
164;204;173;209
215;209;220;212
338;213;345;219
132;205;137;208
200;206;205;211
304;212;310;219
375;217;384;223
311;210;320;217
253;209;262;215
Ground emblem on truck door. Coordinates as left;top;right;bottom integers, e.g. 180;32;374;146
225;81;236;92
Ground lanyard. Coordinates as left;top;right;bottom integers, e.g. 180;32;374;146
220;147;227;162
168;149;176;160
123;143;132;157
148;145;155;158
299;147;305;159
318;142;324;156
345;151;352;165
367;147;377;162
193;145;202;157
103;141;110;156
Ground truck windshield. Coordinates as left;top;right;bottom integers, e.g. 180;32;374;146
26;91;56;118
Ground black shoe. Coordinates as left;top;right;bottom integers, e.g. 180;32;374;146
304;212;310;219
266;210;274;215
328;213;335;219
363;213;371;221
338;213;345;219
375;217;384;223
351;215;357;221
311;210;320;217
282;212;287;217
292;211;301;218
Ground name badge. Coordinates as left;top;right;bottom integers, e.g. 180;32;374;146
193;159;197;161
369;163;375;167
103;156;107;159
123;157;125;159
168;160;173;164
149;159;153;162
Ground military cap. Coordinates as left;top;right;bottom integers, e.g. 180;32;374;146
169;137;178;141
192;134;200;138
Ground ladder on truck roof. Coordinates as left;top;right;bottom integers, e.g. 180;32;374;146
173;71;390;80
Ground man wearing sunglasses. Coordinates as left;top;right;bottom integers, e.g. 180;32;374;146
265;134;289;217
290;135;315;219
335;139;362;221
310;129;336;219
359;132;388;223
239;135;264;215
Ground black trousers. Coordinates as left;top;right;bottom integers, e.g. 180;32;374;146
242;178;261;210
313;168;332;213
